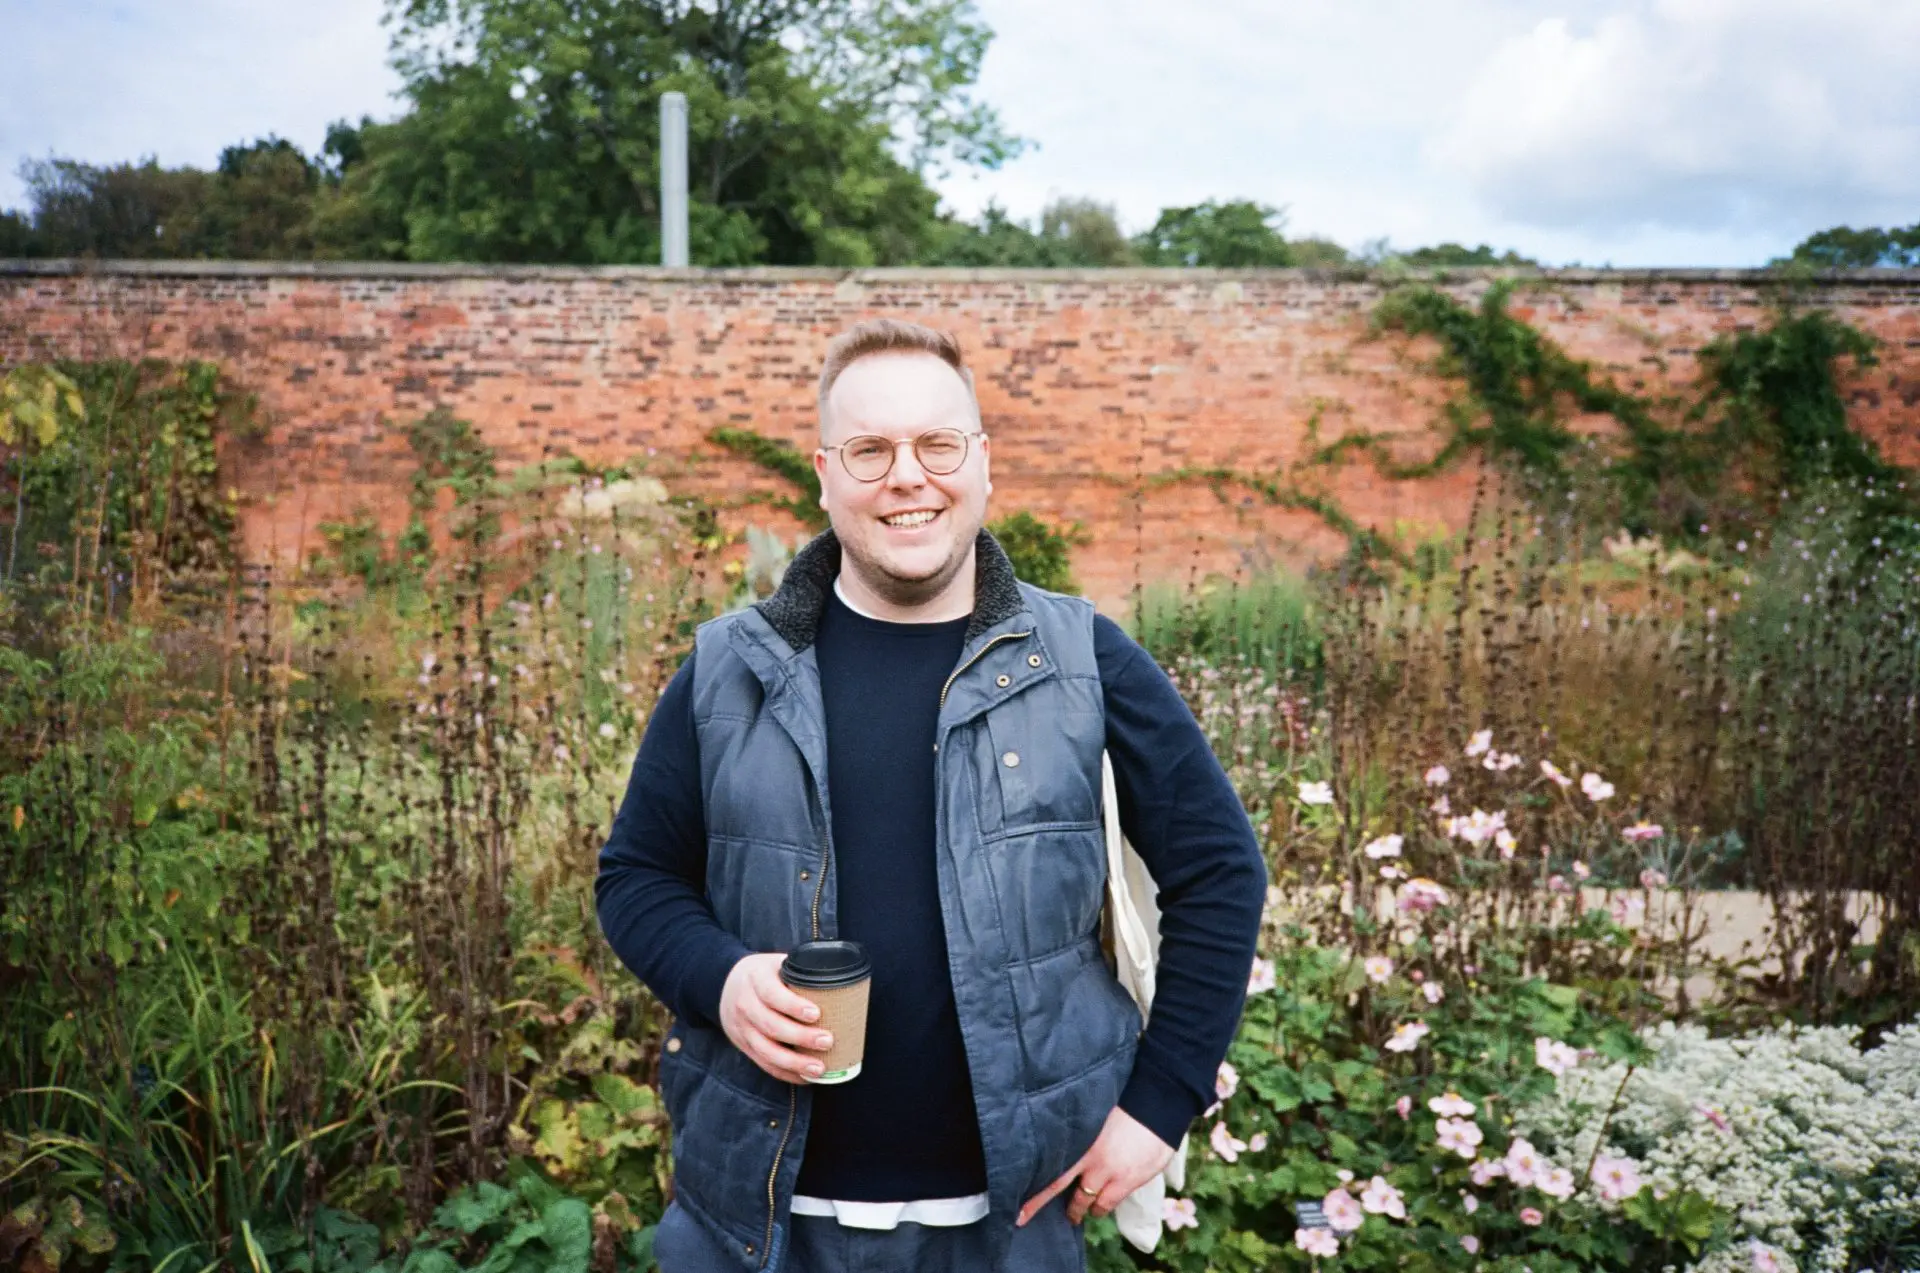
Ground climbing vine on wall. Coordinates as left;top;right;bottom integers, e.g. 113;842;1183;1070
1;359;248;603
1367;281;1897;536
707;428;827;530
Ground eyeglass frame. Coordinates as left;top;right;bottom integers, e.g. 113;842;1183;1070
819;427;988;483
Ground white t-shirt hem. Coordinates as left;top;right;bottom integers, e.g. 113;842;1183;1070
789;1193;991;1230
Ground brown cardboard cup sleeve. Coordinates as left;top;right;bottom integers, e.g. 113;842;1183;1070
779;940;871;1084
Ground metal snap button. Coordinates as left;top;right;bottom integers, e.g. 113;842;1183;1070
1028;654;1042;667
996;674;1011;687
799;870;810;881
666;1036;682;1053
1003;751;1020;768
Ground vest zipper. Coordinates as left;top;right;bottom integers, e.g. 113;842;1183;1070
761;1086;796;1268
764;778;833;1268
937;631;1033;711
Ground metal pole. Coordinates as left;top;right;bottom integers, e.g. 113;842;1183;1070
660;91;689;267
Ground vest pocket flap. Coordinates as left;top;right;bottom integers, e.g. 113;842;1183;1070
974;697;1102;841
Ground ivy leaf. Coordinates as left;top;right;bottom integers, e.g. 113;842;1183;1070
433;1182;515;1235
535;1199;592;1273
1244;1064;1303;1112
590;1071;657;1120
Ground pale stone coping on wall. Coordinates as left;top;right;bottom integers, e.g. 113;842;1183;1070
3;258;1920;287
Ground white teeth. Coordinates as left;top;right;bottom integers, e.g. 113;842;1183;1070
883;510;938;528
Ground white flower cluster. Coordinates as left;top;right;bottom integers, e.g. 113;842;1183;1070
1517;1018;1920;1269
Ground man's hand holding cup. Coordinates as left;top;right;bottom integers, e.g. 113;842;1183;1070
719;942;871;1086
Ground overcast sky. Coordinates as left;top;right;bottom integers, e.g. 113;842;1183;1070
5;0;1918;266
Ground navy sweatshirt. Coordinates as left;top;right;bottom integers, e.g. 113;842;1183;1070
595;591;1265;1202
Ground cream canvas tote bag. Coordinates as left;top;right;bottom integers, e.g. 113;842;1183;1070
1100;751;1189;1253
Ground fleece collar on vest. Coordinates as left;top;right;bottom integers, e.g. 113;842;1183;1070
754;527;1026;652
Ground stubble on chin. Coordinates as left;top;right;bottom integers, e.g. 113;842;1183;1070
842;533;975;609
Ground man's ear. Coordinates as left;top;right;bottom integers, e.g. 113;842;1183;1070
812;447;832;514
980;432;993;498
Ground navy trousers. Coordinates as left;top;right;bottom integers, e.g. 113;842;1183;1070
652;1197;1087;1273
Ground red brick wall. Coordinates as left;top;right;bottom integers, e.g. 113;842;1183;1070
3;262;1918;608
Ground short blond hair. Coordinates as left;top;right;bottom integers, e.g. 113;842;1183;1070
817;318;977;435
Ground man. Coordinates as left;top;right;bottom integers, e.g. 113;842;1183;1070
596;318;1265;1273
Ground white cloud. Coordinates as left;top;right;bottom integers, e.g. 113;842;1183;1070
1434;0;1920;237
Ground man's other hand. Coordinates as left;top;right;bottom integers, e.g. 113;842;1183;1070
1016;1106;1176;1227
718;952;833;1084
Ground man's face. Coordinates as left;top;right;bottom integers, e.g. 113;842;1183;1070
814;351;992;607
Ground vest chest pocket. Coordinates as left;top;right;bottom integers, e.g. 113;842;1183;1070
972;699;1102;841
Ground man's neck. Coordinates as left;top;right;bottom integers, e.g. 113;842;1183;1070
834;548;976;624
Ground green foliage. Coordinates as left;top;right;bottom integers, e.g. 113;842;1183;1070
10;157;213;259
384;1164;604;1273
1132;572;1324;681
11;143;321;260
1366;282;1896;535
1;364;86;447
1693;308;1890;494
407;407;503;549
309;409;506;590
0;1193;118;1271
3;359;243;602
923;198;1138;267
310;0;1017;266
1133;199;1294;267
1378;242;1539;269
0;208;38;256
1287;237;1353;268
985;510;1087;592
1779;221;1920;269
1373;282;1675;484
707;427;826;529
1100;928;1719;1272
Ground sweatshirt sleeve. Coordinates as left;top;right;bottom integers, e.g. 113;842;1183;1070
594;650;752;1029
1095;616;1269;1150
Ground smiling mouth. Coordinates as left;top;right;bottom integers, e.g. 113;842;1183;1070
881;509;941;529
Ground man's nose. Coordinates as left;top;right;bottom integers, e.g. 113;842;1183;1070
885;439;929;487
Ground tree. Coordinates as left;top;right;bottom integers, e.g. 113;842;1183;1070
1036;197;1134;266
320;0;1024;265
14;158;211;258
1288;236;1351;267
0;210;39;257
1133;199;1293;267
188;138;321;259
11;140;323;261
1780;222;1920;269
922;196;1134;267
1389;242;1536;268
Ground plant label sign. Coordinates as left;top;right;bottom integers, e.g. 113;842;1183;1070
1294;1201;1331;1229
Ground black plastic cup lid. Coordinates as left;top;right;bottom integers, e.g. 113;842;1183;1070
779;940;871;989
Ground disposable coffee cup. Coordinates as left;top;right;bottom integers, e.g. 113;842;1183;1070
779;940;871;1084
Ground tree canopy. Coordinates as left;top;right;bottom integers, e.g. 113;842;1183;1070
305;0;1024;265
1779;222;1920;269
1133;200;1294;267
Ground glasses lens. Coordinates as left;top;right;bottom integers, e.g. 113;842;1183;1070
915;429;968;474
842;435;894;481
